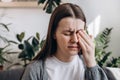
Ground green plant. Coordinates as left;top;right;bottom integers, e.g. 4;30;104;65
95;28;112;67
0;23;11;66
106;57;120;67
0;45;9;65
0;23;10;43
38;0;61;13
95;28;120;67
15;32;45;66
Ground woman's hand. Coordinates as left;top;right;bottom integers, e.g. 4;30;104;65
77;30;96;67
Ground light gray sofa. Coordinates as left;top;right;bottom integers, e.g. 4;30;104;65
103;67;120;80
0;67;119;80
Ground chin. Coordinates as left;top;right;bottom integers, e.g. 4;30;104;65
69;51;78;55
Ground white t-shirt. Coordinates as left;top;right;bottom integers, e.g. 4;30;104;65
45;55;85;80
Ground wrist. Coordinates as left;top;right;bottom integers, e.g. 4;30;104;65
86;59;97;68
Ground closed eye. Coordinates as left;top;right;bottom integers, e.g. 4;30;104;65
64;32;70;35
63;31;73;36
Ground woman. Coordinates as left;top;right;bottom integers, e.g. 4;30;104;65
21;3;108;80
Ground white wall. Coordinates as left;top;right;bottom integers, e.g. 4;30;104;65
0;0;120;58
0;8;50;42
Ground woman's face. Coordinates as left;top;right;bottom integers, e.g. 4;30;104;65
54;17;85;58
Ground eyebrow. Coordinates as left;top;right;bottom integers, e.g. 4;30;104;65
63;29;82;33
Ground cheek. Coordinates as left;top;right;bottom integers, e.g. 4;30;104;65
56;35;70;46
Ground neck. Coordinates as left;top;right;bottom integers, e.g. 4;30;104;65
54;52;75;62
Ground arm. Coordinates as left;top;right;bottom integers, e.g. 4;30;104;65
21;61;48;80
85;65;108;80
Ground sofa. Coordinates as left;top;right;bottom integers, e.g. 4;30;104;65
0;67;120;80
103;67;120;80
0;68;24;80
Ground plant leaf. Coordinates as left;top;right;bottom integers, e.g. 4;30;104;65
32;37;39;47
16;32;25;42
0;23;9;31
46;1;53;13
36;32;40;40
54;0;61;6
8;40;19;44
38;0;46;4
24;41;35;60
40;39;45;48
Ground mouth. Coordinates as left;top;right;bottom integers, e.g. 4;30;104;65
68;46;79;48
67;46;80;50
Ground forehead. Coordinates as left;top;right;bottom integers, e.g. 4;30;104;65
57;17;85;30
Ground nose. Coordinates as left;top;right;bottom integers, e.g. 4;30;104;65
70;33;78;43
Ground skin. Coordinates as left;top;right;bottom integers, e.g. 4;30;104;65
54;17;96;67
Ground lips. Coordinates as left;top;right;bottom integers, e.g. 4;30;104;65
68;46;79;48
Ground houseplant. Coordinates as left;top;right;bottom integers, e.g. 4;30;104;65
0;23;10;70
0;45;11;70
38;0;61;13
95;28;120;67
0;23;18;70
14;32;45;67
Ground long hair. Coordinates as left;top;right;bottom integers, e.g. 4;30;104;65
34;3;86;61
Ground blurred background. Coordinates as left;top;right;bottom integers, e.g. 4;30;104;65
0;0;120;69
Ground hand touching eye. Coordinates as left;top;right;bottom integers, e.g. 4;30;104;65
77;30;96;67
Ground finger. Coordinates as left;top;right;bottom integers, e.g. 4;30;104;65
81;30;91;39
79;30;93;46
77;33;89;51
89;35;94;42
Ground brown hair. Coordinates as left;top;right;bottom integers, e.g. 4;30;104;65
34;3;86;61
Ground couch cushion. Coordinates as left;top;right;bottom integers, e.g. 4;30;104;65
103;67;120;80
0;68;24;80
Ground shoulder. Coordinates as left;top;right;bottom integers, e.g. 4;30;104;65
25;60;44;72
29;60;43;67
21;60;45;80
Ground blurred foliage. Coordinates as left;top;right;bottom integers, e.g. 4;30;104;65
106;57;120;67
0;23;10;43
38;0;61;13
95;28;120;67
14;32;45;67
0;45;11;65
0;23;11;66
